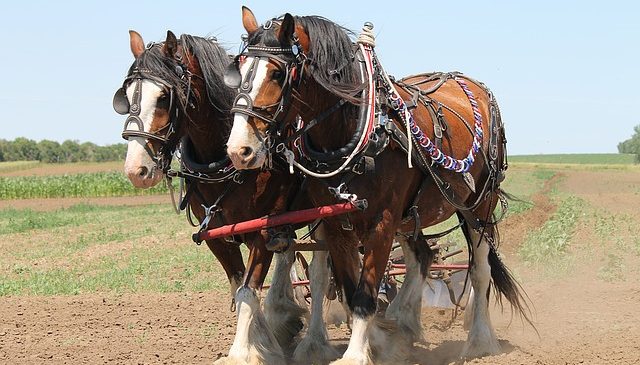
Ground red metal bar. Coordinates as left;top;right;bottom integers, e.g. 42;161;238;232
391;263;468;270
263;279;310;289
194;201;365;243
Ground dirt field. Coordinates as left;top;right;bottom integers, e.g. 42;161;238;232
1;167;640;364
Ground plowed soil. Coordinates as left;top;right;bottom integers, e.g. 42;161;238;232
2;168;639;364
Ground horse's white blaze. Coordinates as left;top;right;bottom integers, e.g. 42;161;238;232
227;57;269;169
123;80;164;188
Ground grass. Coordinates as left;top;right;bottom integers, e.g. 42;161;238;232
519;195;585;265
0;160;41;174
589;208;640;281
598;253;625;282
509;153;636;165
0;202;236;296
0;172;167;199
499;165;556;215
419;166;556;252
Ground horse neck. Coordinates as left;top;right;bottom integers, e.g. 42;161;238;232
299;86;356;150
184;78;231;163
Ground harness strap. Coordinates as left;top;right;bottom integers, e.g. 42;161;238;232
284;98;348;145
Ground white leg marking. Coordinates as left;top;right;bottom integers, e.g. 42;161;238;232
226;287;257;361
462;229;501;358
332;315;371;365
294;247;340;363
264;251;306;347
385;237;425;343
218;287;285;365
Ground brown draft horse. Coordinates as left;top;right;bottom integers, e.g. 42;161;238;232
226;7;530;364
115;30;331;363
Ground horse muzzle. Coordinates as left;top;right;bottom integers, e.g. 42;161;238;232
227;144;266;170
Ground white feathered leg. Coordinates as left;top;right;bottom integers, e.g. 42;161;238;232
461;228;501;358
293;249;339;364
215;287;286;365
330;315;371;365
264;251;307;348
385;237;425;343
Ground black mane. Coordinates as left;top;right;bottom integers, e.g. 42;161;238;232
127;34;234;120
249;15;364;102
180;35;234;114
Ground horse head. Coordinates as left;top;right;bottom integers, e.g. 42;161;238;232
114;30;197;188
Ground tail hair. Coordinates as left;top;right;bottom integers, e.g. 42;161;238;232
487;238;538;335
498;187;532;206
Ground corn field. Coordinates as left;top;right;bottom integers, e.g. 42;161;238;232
0;172;168;199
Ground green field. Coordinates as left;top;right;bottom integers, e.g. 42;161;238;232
0;203;231;296
1;158;638;296
509;153;637;165
0;166;552;296
0;172;168;199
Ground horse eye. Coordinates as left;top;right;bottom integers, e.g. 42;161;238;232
272;70;284;83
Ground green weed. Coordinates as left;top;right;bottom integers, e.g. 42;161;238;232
519;196;585;264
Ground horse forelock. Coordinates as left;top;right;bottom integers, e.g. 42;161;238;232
248;15;364;103
126;36;234;127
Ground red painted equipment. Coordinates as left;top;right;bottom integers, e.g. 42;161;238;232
193;200;367;243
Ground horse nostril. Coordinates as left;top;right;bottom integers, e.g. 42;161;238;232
239;146;253;158
138;166;148;177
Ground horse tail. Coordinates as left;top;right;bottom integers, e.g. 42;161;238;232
487;228;537;333
497;187;530;206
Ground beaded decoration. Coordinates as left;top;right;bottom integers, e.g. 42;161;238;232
390;76;483;173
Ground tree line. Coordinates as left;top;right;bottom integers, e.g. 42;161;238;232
618;125;640;162
0;138;127;163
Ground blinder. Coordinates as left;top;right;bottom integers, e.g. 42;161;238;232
114;63;193;173
113;87;130;115
223;57;242;89
228;43;305;133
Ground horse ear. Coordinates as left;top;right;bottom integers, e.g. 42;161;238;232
129;30;145;58
242;6;258;33
163;30;178;58
278;13;295;43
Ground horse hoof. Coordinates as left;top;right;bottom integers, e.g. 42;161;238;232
213;357;249;365
460;334;501;359
293;335;339;364
328;358;368;365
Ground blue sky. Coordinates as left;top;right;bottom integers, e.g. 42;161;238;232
0;0;638;154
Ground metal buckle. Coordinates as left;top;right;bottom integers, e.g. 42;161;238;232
232;172;244;184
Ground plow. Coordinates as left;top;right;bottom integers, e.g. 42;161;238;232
193;199;471;310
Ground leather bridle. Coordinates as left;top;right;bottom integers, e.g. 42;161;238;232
224;37;307;146
113;58;194;173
